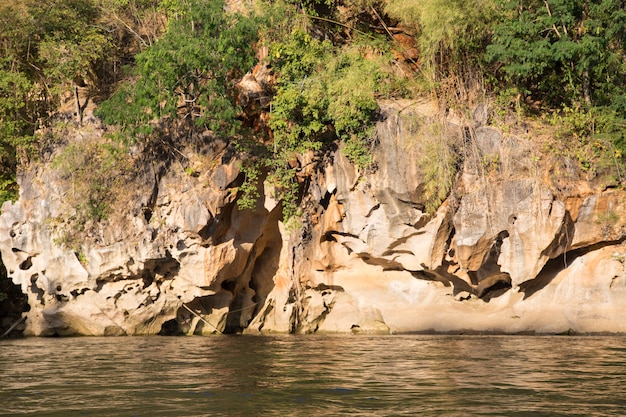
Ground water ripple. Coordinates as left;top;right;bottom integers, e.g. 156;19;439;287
1;335;626;416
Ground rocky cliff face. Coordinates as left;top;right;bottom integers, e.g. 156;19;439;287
2;102;626;336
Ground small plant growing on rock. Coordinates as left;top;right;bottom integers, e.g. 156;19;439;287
51;134;136;246
416;121;460;214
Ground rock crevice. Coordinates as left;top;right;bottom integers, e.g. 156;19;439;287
2;102;626;335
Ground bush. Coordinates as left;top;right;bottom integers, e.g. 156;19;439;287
544;105;626;178
487;0;626;109
51;135;135;246
96;0;260;138
243;29;396;221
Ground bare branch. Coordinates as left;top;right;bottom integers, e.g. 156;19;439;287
543;1;562;38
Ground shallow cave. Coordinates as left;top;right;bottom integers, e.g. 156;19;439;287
470;231;509;284
141;251;181;288
0;256;29;338
158;318;183;336
223;238;282;334
416;230;513;302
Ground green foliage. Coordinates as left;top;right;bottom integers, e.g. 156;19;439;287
52;137;134;231
39;33;110;92
342;132;374;170
33;0;111;88
0;175;18;205
384;0;626;192
96;0;259;138
487;0;626;109
548;106;598;141
270;31;390;147
266;165;303;225
255;29;393;220
385;0;496;82
416;122;459;214
545;105;626;176
0;0;118;205
0;3;37;204
237;161;262;211
386;0;496;56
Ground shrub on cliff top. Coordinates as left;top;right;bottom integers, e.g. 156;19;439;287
51;136;135;247
96;0;259;138
95;0;402;224
240;28;395;222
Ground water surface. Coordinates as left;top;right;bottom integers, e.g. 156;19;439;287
1;335;625;416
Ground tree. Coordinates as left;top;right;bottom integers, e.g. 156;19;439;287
96;0;259;137
32;0;111;125
0;1;43;203
0;0;126;204
487;0;626;109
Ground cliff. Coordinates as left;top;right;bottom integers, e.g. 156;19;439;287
2;100;626;336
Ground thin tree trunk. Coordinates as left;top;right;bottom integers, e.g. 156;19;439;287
74;82;83;126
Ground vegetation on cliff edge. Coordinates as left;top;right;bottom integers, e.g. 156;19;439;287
1;0;625;224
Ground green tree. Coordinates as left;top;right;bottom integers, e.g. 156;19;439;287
487;0;626;109
246;28;392;221
96;0;259;137
0;0;115;204
0;1;38;203
28;0;110;124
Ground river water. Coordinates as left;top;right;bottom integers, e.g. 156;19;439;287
1;335;625;416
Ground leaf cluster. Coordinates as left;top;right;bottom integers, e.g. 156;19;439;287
247;29;393;220
96;0;259;138
546;105;626;174
0;0;126;205
487;0;626;109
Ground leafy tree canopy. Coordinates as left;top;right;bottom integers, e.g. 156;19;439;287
487;0;626;109
0;0;113;203
96;0;259;136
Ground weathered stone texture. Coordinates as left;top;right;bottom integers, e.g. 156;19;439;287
2;101;626;336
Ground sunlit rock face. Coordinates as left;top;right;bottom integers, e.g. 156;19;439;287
0;124;283;336
249;103;626;335
2;102;626;336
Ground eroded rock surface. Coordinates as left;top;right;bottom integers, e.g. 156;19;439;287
249;102;626;334
2;102;626;336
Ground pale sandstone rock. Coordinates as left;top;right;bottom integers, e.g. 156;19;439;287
2;102;626;336
252;102;626;334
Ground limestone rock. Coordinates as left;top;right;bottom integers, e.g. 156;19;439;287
2;101;626;336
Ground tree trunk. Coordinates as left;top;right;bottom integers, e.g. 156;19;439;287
74;82;83;126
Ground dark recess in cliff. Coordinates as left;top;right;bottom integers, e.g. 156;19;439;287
0;254;29;338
